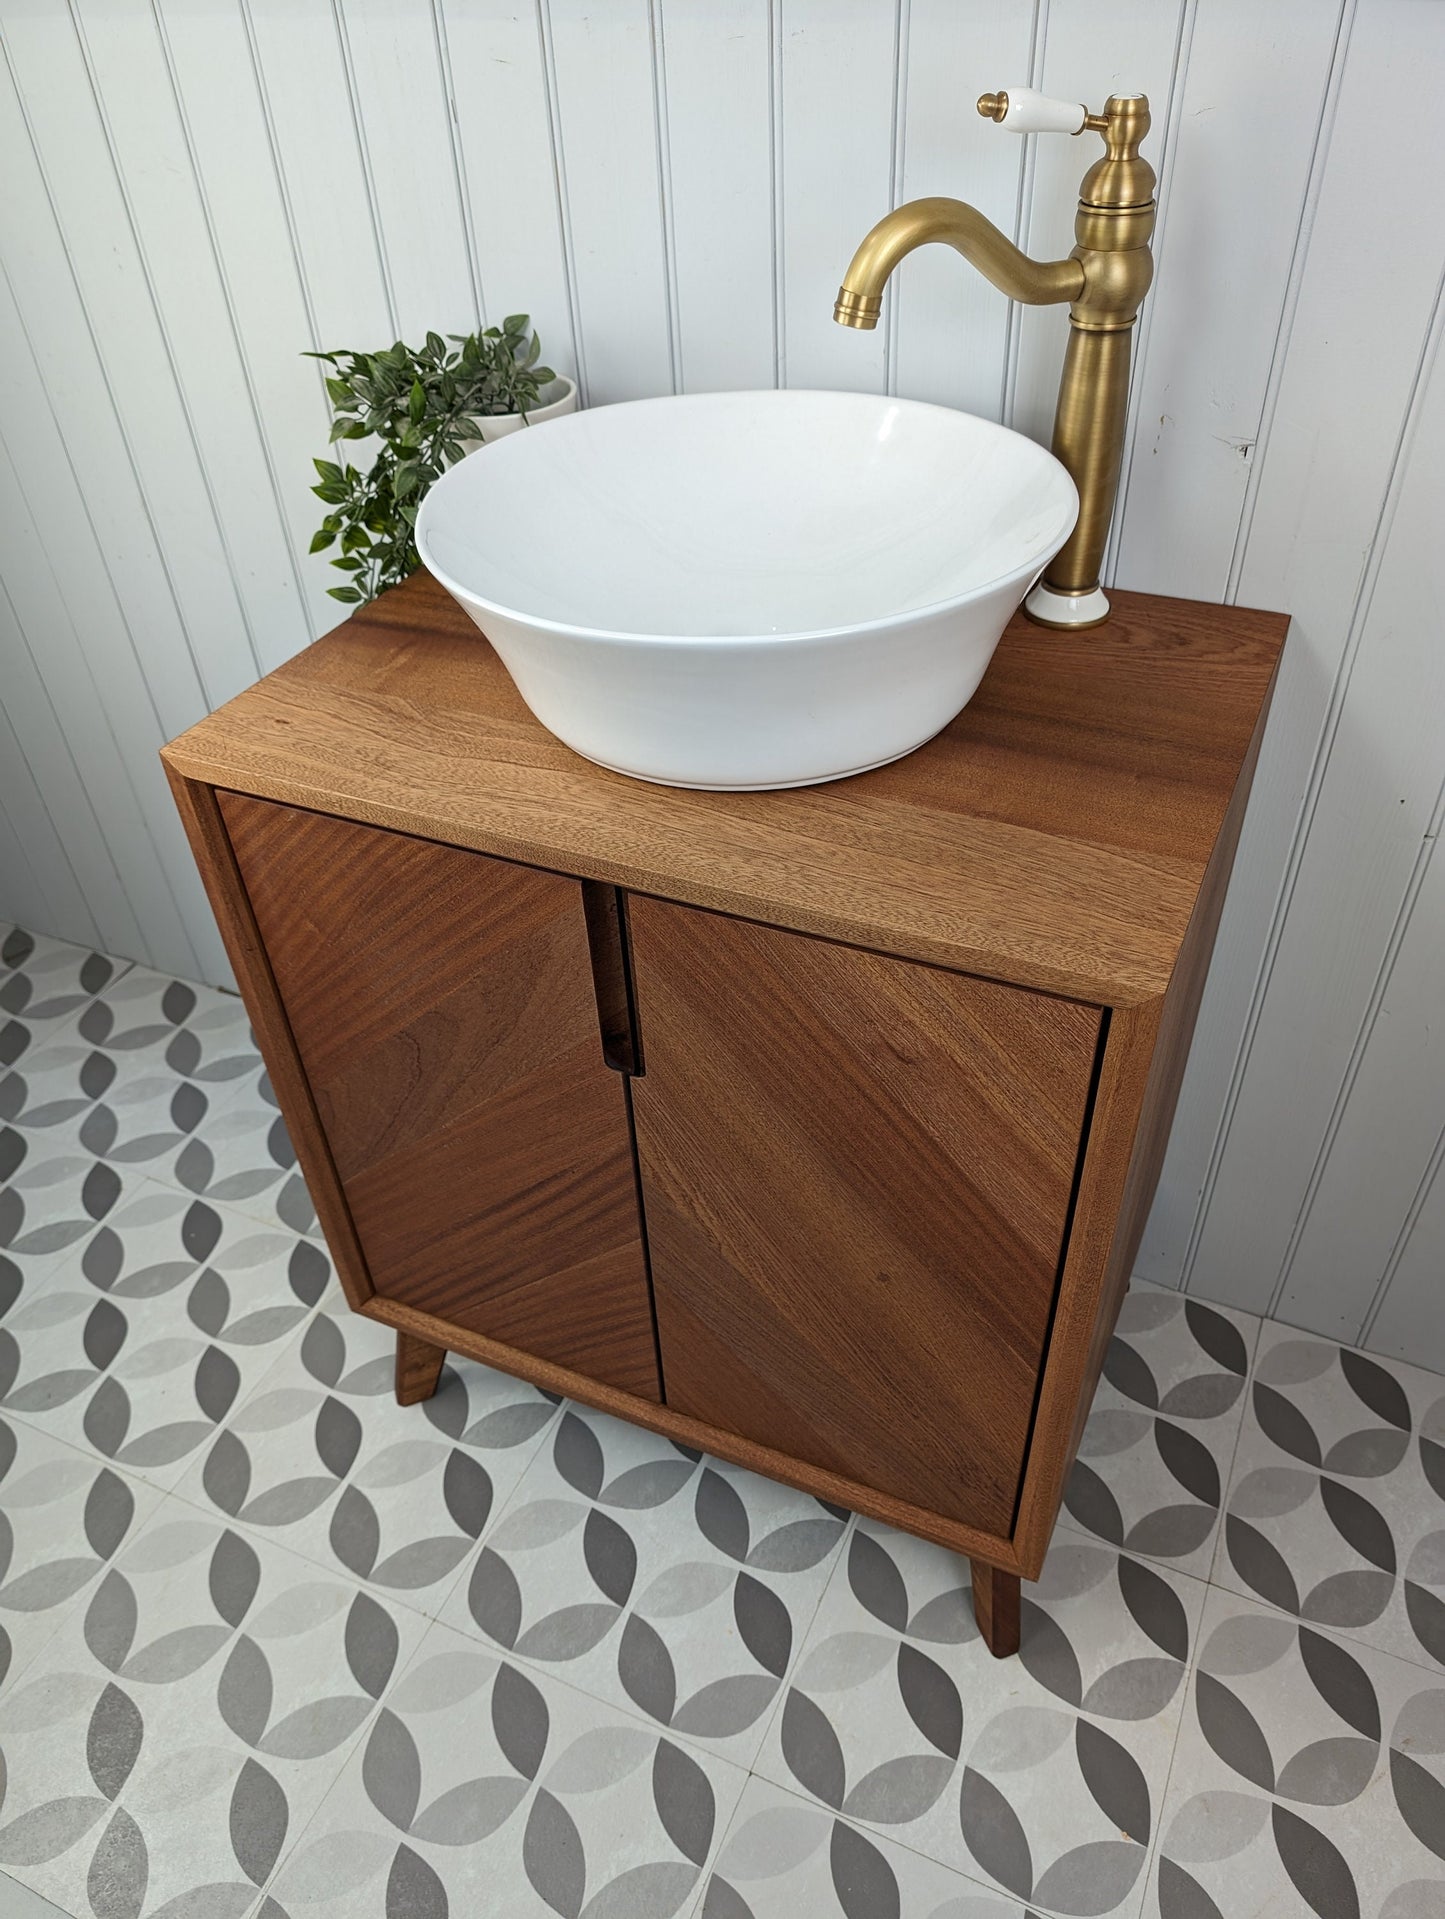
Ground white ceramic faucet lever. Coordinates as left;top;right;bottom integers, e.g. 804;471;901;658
978;86;1089;135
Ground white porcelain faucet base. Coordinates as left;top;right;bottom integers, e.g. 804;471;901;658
1024;580;1111;629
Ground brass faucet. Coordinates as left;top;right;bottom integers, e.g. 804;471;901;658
835;89;1155;629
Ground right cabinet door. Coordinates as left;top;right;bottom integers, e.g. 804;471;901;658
627;898;1104;1537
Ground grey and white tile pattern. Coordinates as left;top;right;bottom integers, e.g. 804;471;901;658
0;924;1440;1919
1216;1318;1445;1674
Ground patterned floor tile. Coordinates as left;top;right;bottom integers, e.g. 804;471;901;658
1144;1585;1445;1919
0;1416;162;1694
266;1612;749;1919
754;1519;1207;1918
0;1504;426;1918
437;1401;850;1766
167;1068;318;1239
1060;1284;1258;1579
178;1299;560;1616
1;1129;128;1275
697;1774;1032;1919
0;1176;331;1490
0;962;260;1181
1;924;130;1050
1214;1320;1445;1673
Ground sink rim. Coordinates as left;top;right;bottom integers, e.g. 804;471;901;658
415;388;1079;650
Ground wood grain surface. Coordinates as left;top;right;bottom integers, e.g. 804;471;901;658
395;1331;447;1407
161;571;1288;1005
627;897;1104;1538
969;1560;1022;1659
218;793;661;1401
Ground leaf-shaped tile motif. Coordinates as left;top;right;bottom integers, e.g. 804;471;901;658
579;1860;698;1919
1155;1420;1221;1506
599;1460;695;1510
734;1573;791;1678
695;1470;750;1561
653;1738;715;1865
583;1508;637;1606
1298;1626;1380;1738
363;1708;422;1831
958;1766;1033;1899
86;1682;143;1800
829;1820;900;1919
1301;1569;1394;1629
1017;1600;1083;1706
1319;1478;1396;1573
1031;1838;1145;1915
545;1726;655;1795
524;1787;586;1919
896;1643;961;1760
1224;1516;1302;1615
1274;1734;1378;1806
554;1413;605;1501
780;1689;846;1809
515;1602;621;1663
1390;1749;1445;1863
87;1804;148;1919
1195;1672;1274;1790
746;1517;843;1574
618;1614;677;1725
1184;1301;1250;1377
1339;1350;1412;1433
1063;1460;1126;1545
1075;1719;1151;1842
1156;1854;1226;1918
841;1754;953;1824
1271;1803;1361;1919
385;1842;449;1919
1251;1384;1322;1466
493;1662;551;1780
467;1549;522;1649
671;1674;778;1739
230;1756;288;1885
409;1775;529;1845
846;1533;908;1632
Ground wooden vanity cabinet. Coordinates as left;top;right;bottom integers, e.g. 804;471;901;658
162;571;1286;1658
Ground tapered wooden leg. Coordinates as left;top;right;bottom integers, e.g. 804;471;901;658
396;1331;447;1406
970;1559;1021;1659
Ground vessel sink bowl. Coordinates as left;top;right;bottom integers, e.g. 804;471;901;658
415;389;1078;790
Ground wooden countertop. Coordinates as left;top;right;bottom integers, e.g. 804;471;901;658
162;570;1286;1006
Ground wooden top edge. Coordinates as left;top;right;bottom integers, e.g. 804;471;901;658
162;573;1286;1007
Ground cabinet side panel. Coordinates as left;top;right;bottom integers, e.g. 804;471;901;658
162;765;375;1306
217;791;659;1402
629;900;1103;1539
1011;661;1280;1573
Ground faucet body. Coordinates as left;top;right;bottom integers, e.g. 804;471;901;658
835;93;1155;628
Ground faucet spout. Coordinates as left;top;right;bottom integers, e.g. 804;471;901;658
834;198;1084;329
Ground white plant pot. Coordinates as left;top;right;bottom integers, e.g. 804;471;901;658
460;376;578;453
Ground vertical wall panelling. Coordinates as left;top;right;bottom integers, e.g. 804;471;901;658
543;0;675;402
73;0;315;678
1367;1130;1445;1367
1112;0;1345;601
0;0;1442;1365
778;0;899;392
154;0;338;644
1185;280;1445;1315
1136;0;1445;1334
0;665;97;954
241;1;393;347
1280;814;1445;1345
1006;0;1189;447
439;0;576;380
329;0;479;342
2;12;258;716
888;0;1036;416
656;0;776;391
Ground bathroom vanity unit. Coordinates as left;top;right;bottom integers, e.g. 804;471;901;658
162;571;1284;1656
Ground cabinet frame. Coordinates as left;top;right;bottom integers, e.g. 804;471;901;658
166;724;1259;1585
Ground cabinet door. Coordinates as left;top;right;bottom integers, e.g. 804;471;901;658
627;899;1102;1534
219;794;659;1400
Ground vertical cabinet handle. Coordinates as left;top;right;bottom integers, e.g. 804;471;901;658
581;882;644;1075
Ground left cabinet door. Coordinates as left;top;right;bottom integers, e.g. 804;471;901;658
217;792;660;1400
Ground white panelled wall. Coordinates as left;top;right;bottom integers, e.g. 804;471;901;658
1;1;1442;1367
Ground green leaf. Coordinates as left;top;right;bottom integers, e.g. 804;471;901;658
312;482;347;504
331;555;366;573
408;378;426;424
327;585;365;603
312;458;344;483
324;376;353;405
308;529;337;553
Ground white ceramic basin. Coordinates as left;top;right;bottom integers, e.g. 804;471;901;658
416;389;1077;790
